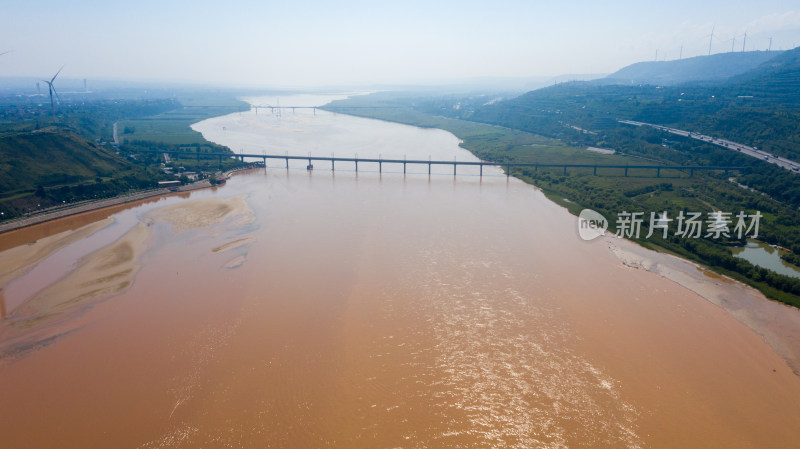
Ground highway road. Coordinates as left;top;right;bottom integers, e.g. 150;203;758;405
619;119;800;174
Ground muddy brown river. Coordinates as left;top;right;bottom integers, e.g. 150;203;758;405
1;94;799;448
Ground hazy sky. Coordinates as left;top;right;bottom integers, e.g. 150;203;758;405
2;0;799;88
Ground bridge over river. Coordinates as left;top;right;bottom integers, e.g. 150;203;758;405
138;149;744;178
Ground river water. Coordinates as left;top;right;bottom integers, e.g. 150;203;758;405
1;94;799;448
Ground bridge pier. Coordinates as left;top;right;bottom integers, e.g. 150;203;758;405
593;165;597;175
403;162;406;174
285;157;289;169
563;165;567;175
657;167;661;177
480;164;483;177
379;161;382;173
454;163;457;176
507;163;510;177
690;168;694;177
355;160;358;172
332;159;335;171
428;162;431;175
624;166;628;177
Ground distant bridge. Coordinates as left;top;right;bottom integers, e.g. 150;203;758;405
136;149;745;178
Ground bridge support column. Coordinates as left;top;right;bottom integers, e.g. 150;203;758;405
285;157;289;169
428;163;431;175
403;162;406;174
625;166;628;177
507;163;510;177
690;168;694;177
355;160;358;172
593;165;597;176
332;159;335;171
454;163;457;176
480;164;483;177
563;165;567;175
379;161;382;173
657;167;661;177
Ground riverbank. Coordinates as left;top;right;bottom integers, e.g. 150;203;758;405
608;234;800;375
0;171;256;235
320;99;800;378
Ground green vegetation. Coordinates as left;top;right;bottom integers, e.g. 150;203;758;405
118;92;248;145
0;128;161;216
0;89;251;219
116;91;250;173
781;252;800;269
0;130;133;193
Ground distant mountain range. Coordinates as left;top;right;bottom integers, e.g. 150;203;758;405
434;45;800;166
602;51;784;86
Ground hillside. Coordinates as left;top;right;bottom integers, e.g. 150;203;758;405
727;46;800;103
0;129;139;194
424;44;800;208
603;51;783;86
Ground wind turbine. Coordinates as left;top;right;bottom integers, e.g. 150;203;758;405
707;25;715;56
741;32;747;52
42;66;63;118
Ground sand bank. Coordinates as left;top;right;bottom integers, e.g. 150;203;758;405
0;195;254;363
0;218;113;288
146;195;253;232
608;235;800;375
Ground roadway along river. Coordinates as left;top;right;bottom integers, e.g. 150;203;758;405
1;94;799;448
